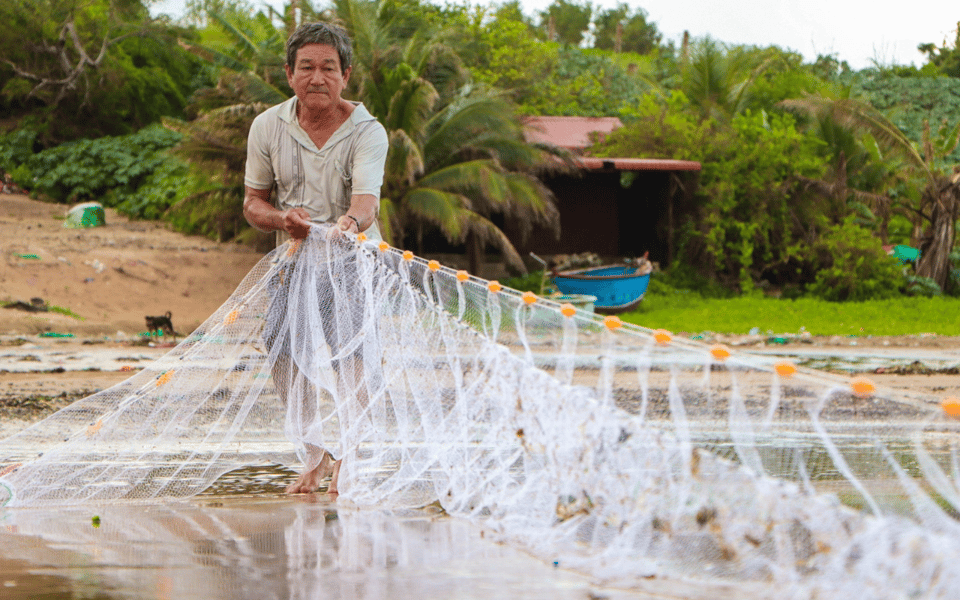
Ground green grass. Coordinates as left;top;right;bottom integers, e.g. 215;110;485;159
621;292;960;336
48;305;83;320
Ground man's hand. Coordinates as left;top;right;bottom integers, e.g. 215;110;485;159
336;214;360;234
283;208;313;239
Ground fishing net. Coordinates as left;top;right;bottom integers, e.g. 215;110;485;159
2;223;960;598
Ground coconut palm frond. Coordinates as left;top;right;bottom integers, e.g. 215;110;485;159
781;96;930;178
386;76;439;141
233;71;288;105
385;129;425;188
378;196;398;245
502;172;561;235
208;12;262;58
417;160;507;203
180;42;249;72
462;212;526;274
402;187;472;242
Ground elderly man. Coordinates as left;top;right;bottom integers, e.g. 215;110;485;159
243;22;388;495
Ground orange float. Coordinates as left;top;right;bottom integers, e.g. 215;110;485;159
653;329;672;345
156;370;175;387
710;345;731;361
850;377;876;399
941;397;960;419
774;361;797;379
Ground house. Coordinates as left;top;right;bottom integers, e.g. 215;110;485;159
511;116;701;269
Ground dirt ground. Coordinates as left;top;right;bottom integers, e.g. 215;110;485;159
1;194;264;337
2;193;960;428
0;194;264;424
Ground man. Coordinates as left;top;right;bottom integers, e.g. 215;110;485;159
243;22;388;495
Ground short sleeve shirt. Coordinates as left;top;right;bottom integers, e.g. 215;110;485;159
244;97;388;242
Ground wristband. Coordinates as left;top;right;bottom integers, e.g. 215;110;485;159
346;215;360;230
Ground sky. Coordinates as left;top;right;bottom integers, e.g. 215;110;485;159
150;0;959;70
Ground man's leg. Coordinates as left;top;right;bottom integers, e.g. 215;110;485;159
286;445;335;493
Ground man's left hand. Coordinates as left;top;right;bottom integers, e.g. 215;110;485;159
336;214;360;234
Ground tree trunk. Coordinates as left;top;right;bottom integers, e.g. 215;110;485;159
916;178;960;289
466;232;483;277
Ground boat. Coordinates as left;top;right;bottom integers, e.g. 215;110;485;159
552;259;652;315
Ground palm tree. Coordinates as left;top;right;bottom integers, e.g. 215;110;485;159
782;96;960;289
333;0;562;274
378;81;561;273
168;0;562;270
680;37;776;121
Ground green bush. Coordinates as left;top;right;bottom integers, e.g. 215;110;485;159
501;270;554;294
807;217;905;301
0;128;38;173
22;124;182;204
903;274;943;297
165;186;248;243
108;156;210;221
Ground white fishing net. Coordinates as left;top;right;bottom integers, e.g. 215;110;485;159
2;223;960;598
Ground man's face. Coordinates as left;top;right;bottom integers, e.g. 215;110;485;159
286;43;351;114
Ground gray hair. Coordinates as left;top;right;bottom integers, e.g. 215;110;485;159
285;22;353;74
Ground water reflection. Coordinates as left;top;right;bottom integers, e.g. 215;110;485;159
0;495;648;600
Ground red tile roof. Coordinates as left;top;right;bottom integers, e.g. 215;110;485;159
523;116;701;171
522;116;624;152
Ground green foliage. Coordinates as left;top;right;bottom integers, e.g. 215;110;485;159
948;250;960;297
0;0;206;143
527;47;649;116
903;274;943;297
537;0;591;46
501;270;553;294
19;124;182;204
856;75;960;166
592;3;661;55
596;100;828;289
0;128;38;172
165;185;246;242
110;156;211;220
918;25;960;77
466;12;648;116
807;217;905;301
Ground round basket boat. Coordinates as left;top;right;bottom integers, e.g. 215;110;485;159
552;265;651;314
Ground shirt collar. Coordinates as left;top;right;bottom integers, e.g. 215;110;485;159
278;97;376;125
279;98;377;152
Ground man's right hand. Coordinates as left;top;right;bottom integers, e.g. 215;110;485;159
282;208;313;239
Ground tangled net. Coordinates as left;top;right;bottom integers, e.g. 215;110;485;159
2;224;960;598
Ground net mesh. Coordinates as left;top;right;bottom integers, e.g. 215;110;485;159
2;224;960;597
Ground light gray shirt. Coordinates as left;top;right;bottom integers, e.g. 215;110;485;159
244;97;388;242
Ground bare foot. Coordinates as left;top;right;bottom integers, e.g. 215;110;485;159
327;459;342;495
286;453;334;494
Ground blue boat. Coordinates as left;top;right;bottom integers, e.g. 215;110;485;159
552;264;652;314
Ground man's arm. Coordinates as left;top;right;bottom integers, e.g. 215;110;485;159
243;186;313;240
335;194;378;234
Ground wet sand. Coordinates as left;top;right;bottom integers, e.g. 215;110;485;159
0;495;672;600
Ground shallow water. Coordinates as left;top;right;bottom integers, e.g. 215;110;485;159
0;490;678;600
